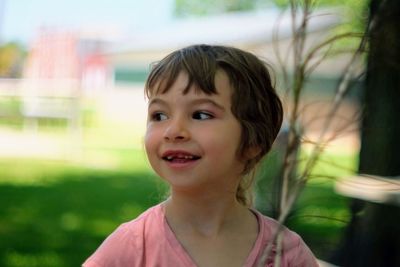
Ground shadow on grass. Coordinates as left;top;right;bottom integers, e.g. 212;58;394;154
0;170;167;267
0;151;354;266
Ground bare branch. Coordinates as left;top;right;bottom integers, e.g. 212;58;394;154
258;0;379;264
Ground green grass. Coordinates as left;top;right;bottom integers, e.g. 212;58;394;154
287;183;351;259
0;157;168;267
0;149;357;266
287;151;358;259
254;149;358;260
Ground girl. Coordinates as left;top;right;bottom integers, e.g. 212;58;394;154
83;44;318;267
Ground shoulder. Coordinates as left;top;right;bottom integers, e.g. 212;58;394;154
255;211;319;267
83;204;164;267
101;204;163;247
257;214;302;250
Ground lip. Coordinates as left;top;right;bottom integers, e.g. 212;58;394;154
161;150;201;169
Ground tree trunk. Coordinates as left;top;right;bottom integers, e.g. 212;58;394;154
332;1;400;266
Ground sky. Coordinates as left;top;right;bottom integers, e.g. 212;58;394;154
1;0;175;45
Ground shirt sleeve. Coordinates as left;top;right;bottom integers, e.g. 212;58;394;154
82;223;139;267
82;257;102;267
290;237;319;267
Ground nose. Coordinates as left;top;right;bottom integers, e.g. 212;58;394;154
163;116;190;142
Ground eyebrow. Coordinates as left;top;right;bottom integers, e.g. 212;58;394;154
148;97;225;111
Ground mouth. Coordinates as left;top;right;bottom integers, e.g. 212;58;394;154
161;150;201;163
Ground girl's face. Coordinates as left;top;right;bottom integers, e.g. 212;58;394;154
144;71;246;195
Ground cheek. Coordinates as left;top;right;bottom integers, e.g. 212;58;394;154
144;127;159;158
227;124;244;163
205;124;242;159
144;129;163;176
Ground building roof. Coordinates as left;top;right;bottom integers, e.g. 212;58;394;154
106;8;357;78
107;8;340;54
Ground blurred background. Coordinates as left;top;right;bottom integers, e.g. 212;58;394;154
0;0;399;266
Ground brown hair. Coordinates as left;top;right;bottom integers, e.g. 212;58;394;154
145;44;283;206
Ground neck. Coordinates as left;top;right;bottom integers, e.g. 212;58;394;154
163;188;249;237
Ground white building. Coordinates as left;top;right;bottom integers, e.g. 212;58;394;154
105;7;352;91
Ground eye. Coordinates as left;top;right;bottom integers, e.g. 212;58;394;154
192;111;214;120
151;112;168;121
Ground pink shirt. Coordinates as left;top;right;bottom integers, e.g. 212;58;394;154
83;204;318;267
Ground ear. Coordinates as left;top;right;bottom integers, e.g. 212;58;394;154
244;146;262;160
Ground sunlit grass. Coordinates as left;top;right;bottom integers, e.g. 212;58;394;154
0;147;151;186
0;134;358;265
4;251;65;267
0;157;167;267
301;150;359;185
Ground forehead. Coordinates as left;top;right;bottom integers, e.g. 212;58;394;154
148;70;233;99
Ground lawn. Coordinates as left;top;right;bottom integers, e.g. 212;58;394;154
0;149;357;266
287;151;358;259
0;153;168;267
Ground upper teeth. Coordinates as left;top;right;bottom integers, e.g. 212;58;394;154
166;155;194;160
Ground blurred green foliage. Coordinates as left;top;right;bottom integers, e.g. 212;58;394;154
273;0;368;30
174;0;369;59
0;97;22;129
0;42;26;78
256;149;358;259
175;0;273;17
